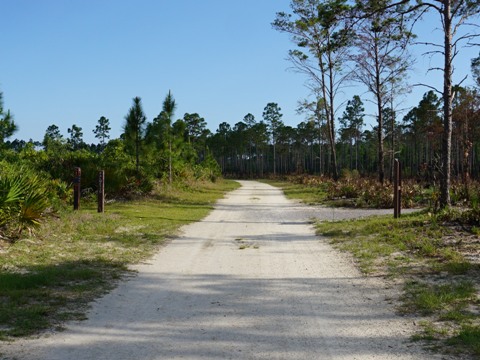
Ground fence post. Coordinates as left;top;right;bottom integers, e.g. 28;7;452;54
73;167;81;210
394;159;402;218
98;170;105;213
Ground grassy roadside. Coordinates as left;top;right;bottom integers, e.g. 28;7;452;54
270;180;480;359
0;179;240;340
265;179;328;204
317;214;480;358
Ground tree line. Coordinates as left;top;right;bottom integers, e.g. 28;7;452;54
0;90;219;199
206;87;480;183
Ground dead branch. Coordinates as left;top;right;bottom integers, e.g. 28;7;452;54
412;83;442;96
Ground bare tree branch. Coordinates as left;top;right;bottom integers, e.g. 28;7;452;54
414;41;444;49
422;50;445;57
412;83;442;96
456;74;469;87
426;66;444;73
454;32;480;46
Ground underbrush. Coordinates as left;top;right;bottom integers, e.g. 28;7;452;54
0;162;70;241
274;174;480;210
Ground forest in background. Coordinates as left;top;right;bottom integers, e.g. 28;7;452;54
209;87;480;182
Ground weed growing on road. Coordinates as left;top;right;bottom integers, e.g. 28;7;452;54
235;238;259;250
0;180;240;340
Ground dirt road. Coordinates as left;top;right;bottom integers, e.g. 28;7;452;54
3;180;438;359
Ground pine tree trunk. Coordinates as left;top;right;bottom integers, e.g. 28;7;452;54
440;1;452;208
374;38;385;184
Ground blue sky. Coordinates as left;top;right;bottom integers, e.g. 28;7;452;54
2;0;479;144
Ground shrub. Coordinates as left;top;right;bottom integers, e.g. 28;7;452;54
0;163;57;239
436;206;480;226
285;175;428;209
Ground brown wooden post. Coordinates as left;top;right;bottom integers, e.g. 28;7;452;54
98;170;105;213
394;159;402;218
399;160;402;217
394;160;398;218
73;167;81;210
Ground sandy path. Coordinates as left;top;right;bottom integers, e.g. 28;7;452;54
2;180;439;359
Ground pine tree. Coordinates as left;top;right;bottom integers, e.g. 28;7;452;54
93;116;111;150
123;97;147;177
0;92;17;145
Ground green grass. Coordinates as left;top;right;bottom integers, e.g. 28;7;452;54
317;212;438;273
411;321;450;343
448;325;480;356
0;179;240;340
403;280;478;356
402;280;476;316
262;179;328;204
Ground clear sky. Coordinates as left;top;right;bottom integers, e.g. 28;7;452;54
2;0;479;144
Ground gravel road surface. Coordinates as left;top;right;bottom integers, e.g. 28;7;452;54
2;180;440;359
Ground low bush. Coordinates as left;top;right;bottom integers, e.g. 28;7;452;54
0;162;63;239
280;175;480;211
